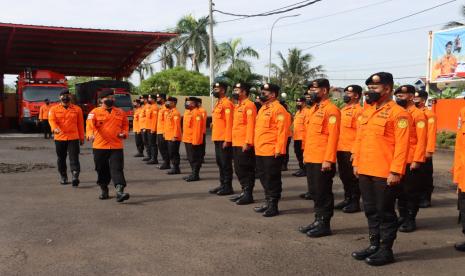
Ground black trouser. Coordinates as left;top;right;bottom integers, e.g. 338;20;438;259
135;132;144;154
306;163;336;219
148;133;158;161
256;156;283;200
359;175;399;247
142;130;151;159
397;164;422;219
283;137;291;167
293;140;304;170
420;157;434;200
459;189;465;235
55;140;80;175
233;146;255;192
337;151;360;200
42;120;51;138
93;149;126;187
168;140;181;167
201;134;206;161
214;141;233;188
185;143;202;173
157;134;169;164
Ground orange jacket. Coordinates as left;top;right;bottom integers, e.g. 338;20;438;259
198;107;207;134
303;99;340;164
139;104;147;130
293;108;307;141
232;98;257;147
286;111;292;138
48;104;85;141
254;99;290;156
422;107;437;154
164;108;182;141
182;108;203;145
148;104;159;133
337;103;363;152
453;107;465;190
86;107;129;149
142;104;153;130
406;105;427;164
133;107;142;133
39;104;52;120
157;105;169;134
212;97;234;142
353;100;410;178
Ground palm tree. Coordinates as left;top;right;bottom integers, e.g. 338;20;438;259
134;58;154;82
174;15;210;72
160;45;176;71
216;38;259;73
445;5;465;28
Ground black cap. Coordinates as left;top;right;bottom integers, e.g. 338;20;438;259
60;90;70;96
157;93;167;100
365;72;394;87
98;89;113;99
344;85;363;96
167;96;177;103
234;82;251;92
415;90;428;99
261;83;280;95
213;81;228;89
198;98;202;104
308;78;330;89
149;94;157;99
44;98;50;102
394;85;416;95
296;97;305;103
187;96;197;102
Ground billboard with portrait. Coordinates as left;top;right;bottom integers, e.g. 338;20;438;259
429;26;465;83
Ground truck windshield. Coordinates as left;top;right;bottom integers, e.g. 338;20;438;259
114;94;132;108
23;86;67;102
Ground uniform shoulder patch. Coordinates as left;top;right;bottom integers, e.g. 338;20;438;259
428;117;435;124
397;118;408;129
277;114;285;121
196;115;201;121
417;121;426;129
329;115;337;124
246;109;253;115
225;108;231;114
174;116;179;120
87;113;94;120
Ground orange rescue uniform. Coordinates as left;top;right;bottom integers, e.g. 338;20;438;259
48;104;85;141
337;103;363;152
148;104;159;133
164;108;182;141
254;100;290;156
212;97;234;142
133;107;142;133
293;108;307;141
422;107;437;154
453;107;465;191
86;107;129;149
406;105;427;164
39;104;52;120
182;109;203;146
198;106;207;135
232;98;257;147
157;105;169;134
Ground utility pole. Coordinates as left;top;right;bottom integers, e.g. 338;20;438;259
209;0;215;109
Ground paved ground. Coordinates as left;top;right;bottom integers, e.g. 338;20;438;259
0;134;464;276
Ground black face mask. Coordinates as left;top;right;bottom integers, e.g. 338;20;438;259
414;102;421;108
232;93;240;100
365;91;381;105
103;99;114;107
305;99;313;106
185;102;192;109
61;96;70;104
212;91;220;98
296;105;303;110
165;102;171;108
157;100;163;105
259;93;269;103
310;93;321;103
396;98;408;108
45;102;50;105
343;95;352;104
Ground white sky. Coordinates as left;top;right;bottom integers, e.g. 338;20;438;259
1;0;463;87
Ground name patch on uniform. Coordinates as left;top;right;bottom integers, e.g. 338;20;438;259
417;121;425;129
329;116;337;124
428;117;435;124
397;119;408;129
87;113;94;120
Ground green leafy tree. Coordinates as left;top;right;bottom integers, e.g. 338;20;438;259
139;67;209;96
3;84;15;93
216;38;259;72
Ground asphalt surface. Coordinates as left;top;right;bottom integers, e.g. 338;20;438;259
0;134;464;276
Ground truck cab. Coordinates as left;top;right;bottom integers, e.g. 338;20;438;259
16;69;68;132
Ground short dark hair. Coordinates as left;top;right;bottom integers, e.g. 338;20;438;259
446;41;453;47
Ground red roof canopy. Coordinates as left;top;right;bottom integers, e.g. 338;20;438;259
0;23;177;78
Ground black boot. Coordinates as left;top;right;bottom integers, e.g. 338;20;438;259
306;217;332;238
116;185;130;203
454;241;465;252
399;213;417;233
236;190;254;205
186;168;200;182
158;161;171;170
71;171;80;187
292;169;306;177
229;192;244;202
365;243;395;266
419;194;432;208
142;157;151;162
298;217;318;234
98;184;109;200
254;200;269;213
299;192;313;200
167;165;181;175
209;185;222;194
352;234;380;260
342;197;361;213
334;197;350;210
263;199;279;217
60;172;68;185
134;153;144;158
217;184;234;196
146;159;159;165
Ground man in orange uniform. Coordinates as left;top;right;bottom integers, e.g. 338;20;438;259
253;83;290;217
39;98;52;139
164;97;182;175
197;98;207;163
156;93;170;170
414;90;437;208
394;85;427;233
335;85;363;214
434;41;458;76
86;90;130;202
230;82;257;205
132;99;145;158
292;97;307;177
145;95;159;165
141;95;152;162
350;72;410;266
182;97;204;182
48;90;85;186
209;82;235;196
453;104;465;252
298;79;340;238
